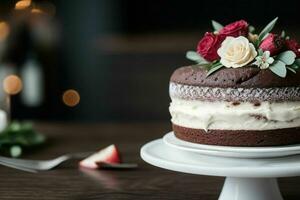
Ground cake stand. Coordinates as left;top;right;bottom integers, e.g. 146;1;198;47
140;133;300;200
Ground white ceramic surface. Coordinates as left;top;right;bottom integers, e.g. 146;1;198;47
140;139;299;200
219;177;283;200
141;139;300;178
163;132;300;158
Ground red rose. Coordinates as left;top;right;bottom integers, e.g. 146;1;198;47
197;32;223;62
285;39;300;58
219;20;248;37
259;33;284;56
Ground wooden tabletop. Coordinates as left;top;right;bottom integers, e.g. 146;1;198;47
0;122;299;200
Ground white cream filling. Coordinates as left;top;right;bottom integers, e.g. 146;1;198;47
169;98;300;131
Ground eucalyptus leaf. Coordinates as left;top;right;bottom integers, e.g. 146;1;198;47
281;30;286;38
290;63;300;70
249;26;255;33
277;51;296;65
287;66;297;73
295;59;300;66
261;33;270;41
211;20;223;31
269;60;287;78
186;51;210;64
206;64;224;76
258;17;278;43
186;51;201;61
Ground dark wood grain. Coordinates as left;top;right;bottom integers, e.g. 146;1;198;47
0;122;299;199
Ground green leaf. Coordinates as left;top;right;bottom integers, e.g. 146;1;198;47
249;25;255;33
290;64;300;70
186;51;209;64
258;17;278;43
261;33;270;41
206;63;224;76
281;30;286;38
277;50;296;65
186;51;201;61
258;49;264;56
10;145;22;158
211;20;223;31
0;121;46;157
269;60;287;78
290;59;300;71
287;66;297;73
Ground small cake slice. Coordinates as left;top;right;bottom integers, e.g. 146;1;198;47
79;144;121;169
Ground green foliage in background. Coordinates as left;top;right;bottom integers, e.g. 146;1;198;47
0;121;46;157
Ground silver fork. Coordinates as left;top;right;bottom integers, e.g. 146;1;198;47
0;160;38;173
0;152;93;172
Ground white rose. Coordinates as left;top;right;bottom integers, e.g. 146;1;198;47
217;36;257;68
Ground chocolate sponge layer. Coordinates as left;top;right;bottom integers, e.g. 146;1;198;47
173;124;300;147
170;65;300;88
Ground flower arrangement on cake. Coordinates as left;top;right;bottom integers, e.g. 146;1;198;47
169;17;300;146
186;17;300;77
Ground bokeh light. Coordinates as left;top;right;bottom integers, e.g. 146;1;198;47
15;0;31;10
31;8;44;14
29;2;56;17
62;89;80;107
0;22;10;41
3;75;23;95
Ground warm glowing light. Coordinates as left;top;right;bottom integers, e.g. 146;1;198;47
31;8;44;14
63;89;80;107
15;0;31;10
3;75;23;95
0;22;10;41
31;2;56;17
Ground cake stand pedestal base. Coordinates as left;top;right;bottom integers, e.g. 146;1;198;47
219;177;283;200
141;138;300;200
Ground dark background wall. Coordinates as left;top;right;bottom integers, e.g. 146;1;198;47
1;0;300;121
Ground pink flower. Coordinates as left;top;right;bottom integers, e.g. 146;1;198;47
259;33;284;56
197;32;223;62
219;20;248;37
285;39;300;58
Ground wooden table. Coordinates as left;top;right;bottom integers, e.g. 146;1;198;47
0;122;299;200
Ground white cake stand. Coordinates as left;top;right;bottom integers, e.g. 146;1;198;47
140;133;300;200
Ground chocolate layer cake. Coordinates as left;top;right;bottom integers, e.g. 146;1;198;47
169;66;300;146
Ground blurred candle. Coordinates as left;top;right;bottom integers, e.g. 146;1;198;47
0;109;7;132
0;22;10;41
3;75;23;121
20;55;44;107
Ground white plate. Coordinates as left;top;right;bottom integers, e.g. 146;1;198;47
141;139;300;178
163;132;300;158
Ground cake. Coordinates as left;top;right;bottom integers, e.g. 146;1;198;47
169;18;300;146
